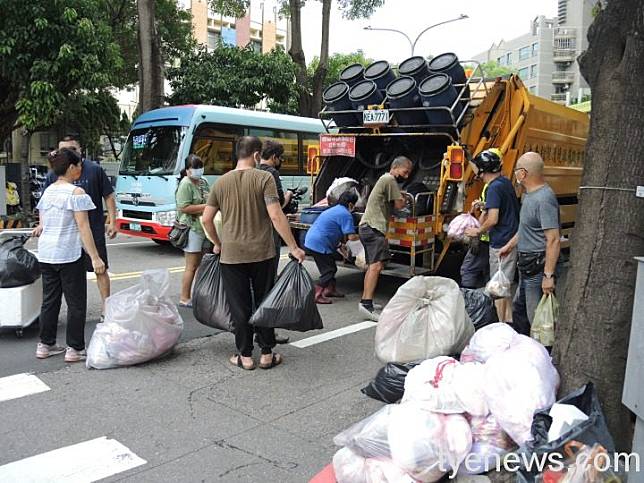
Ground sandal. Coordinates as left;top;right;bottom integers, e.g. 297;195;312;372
259;353;283;370
230;354;255;371
178;301;193;308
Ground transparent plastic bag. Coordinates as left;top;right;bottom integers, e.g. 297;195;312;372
460;322;519;363
483;335;560;445
86;269;183;369
485;261;512;299
447;214;480;242
531;294;559;346
375;276;474;364
402;357;489;416
346;240;368;271
460;414;515;475
333;405;395;459
333;448;414;483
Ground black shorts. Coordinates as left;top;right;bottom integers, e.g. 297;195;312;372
83;239;109;272
359;225;390;265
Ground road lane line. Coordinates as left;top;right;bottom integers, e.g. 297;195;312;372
290;321;378;349
0;436;146;482
106;241;155;247
0;373;50;403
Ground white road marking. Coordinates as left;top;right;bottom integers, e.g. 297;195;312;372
106;241;155;247
290;321;378;349
0;373;50;403
0;436;146;482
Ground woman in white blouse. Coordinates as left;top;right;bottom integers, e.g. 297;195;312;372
35;148;106;363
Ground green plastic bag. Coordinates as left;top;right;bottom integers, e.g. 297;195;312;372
531;293;559;346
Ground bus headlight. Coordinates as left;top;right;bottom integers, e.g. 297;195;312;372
156;211;176;226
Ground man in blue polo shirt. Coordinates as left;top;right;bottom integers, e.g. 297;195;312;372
465;148;519;321
38;135;117;320
305;190;360;304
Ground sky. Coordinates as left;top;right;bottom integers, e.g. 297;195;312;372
299;0;558;63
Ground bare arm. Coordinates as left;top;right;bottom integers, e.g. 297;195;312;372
74;209;106;274
202;205;221;253
499;233;519;258
104;193;118;239
479;208;498;233
266;201;305;263
179;204;207;215
347;234;360;241
394;198;406;210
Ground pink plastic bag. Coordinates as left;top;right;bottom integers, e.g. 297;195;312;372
447;214;480;241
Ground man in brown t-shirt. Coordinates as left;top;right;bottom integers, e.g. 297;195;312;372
202;136;305;371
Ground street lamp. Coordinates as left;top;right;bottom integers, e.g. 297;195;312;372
364;14;469;57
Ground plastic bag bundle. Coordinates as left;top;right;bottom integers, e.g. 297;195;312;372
0;236;40;288
461;288;498;330
333;405;394;459
346;240;368;271
375;276;475;364
531;294;559;346
447;214;480;242
332;448;414;483
192;254;234;332
461;414;515;475
460;322;518;363
388;402;472;482
361;361;420;404
249;260;323;332
483;335;560;445
326;177;359;205
86;269;183;369
402;357;489;416
485;263;512;299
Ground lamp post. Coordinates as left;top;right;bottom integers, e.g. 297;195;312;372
364;14;469;57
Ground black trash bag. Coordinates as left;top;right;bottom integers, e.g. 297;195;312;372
461;288;498;329
192;254;234;332
249;260;323;332
0;236;40;288
361;361;420;403
517;383;615;483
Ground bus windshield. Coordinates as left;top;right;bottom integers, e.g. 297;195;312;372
121;126;185;175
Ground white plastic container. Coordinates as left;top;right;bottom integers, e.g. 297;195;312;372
0;279;42;336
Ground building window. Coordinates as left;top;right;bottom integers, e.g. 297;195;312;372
532;42;539;56
497;56;504;66
39;132;58;156
506;52;512;65
207;31;220;50
519;46;531;61
530;65;538;78
518;67;529;80
251;40;261;53
555;38;576;50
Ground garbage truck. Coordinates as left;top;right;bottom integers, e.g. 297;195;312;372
290;60;589;279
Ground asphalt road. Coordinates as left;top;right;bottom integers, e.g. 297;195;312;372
0;234;410;482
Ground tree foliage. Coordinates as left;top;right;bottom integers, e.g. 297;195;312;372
476;61;516;78
167;45;298;114
308;50;373;92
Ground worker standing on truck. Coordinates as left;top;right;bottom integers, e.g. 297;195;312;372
499;152;561;332
460;183;491;289
464;149;519;321
358;156;412;321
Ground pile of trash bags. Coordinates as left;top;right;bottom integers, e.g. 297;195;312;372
0;235;40;288
86;269;184;369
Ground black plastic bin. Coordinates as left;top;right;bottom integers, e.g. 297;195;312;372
386;76;425;126
419;73;463;126
323;82;359;127
428;52;470;106
349;80;384;114
398;56;431;85
364;60;397;92
339;63;365;87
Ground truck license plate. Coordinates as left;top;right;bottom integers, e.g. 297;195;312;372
363;109;390;125
129;223;141;232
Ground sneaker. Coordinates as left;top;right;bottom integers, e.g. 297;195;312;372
373;303;383;311
36;343;66;359
64;347;87;363
358;303;380;322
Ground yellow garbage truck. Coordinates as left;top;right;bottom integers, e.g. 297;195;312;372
292;67;589;278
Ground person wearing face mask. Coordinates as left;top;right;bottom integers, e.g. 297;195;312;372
35;148;106;362
358;156;413;321
499;152;561;333
176;154;210;307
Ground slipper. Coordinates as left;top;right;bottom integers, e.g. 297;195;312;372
230;354;255;371
178;301;193;308
259;353;283;370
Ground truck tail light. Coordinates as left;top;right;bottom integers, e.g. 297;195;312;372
446;145;465;181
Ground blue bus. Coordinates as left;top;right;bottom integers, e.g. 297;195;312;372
115;105;325;242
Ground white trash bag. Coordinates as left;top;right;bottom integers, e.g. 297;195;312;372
346;239;368;271
388;401;472;482
485;260;512;299
333;447;414;483
460;322;519;363
333;404;394;459
327;177;359;205
483;335;560;445
375;277;474;364
403;357;489;416
87;269;184;369
447;214;480;242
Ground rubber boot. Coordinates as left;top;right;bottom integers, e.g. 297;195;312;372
315;285;332;304
323;280;345;298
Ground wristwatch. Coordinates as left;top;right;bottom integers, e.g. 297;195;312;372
543;272;555;279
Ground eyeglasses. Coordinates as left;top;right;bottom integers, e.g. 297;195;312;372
514;167;528;174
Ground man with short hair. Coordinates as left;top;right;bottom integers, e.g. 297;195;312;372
202;136;305;371
38;135;117;319
358;156;412;320
499;152;561;332
465;148;520;321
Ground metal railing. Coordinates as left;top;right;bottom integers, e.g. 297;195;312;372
552;71;575;83
553;48;577;60
551;93;568;103
554;27;577;38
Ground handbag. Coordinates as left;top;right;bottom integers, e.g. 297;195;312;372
517;251;546;277
168;220;190;248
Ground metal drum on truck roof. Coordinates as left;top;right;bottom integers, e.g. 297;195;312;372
364;60;397;92
349;80;384;112
339;63;365;87
419;73;463;126
398;56;431;85
428;52;470;107
323;81;359;127
386;76;426;126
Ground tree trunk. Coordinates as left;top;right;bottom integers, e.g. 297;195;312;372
288;0;313;117
310;0;332;117
137;0;164;113
553;0;644;451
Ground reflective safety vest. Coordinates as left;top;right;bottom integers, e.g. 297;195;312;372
480;183;490;243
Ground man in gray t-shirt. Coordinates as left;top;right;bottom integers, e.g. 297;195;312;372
500;152;561;332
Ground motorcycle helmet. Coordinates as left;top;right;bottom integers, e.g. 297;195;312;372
472;148;502;174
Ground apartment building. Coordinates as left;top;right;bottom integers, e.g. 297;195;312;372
473;0;598;105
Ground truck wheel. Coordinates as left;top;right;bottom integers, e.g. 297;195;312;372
15;329;24;338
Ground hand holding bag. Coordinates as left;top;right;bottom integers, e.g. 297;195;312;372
531;293;559;346
168;220;190;248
